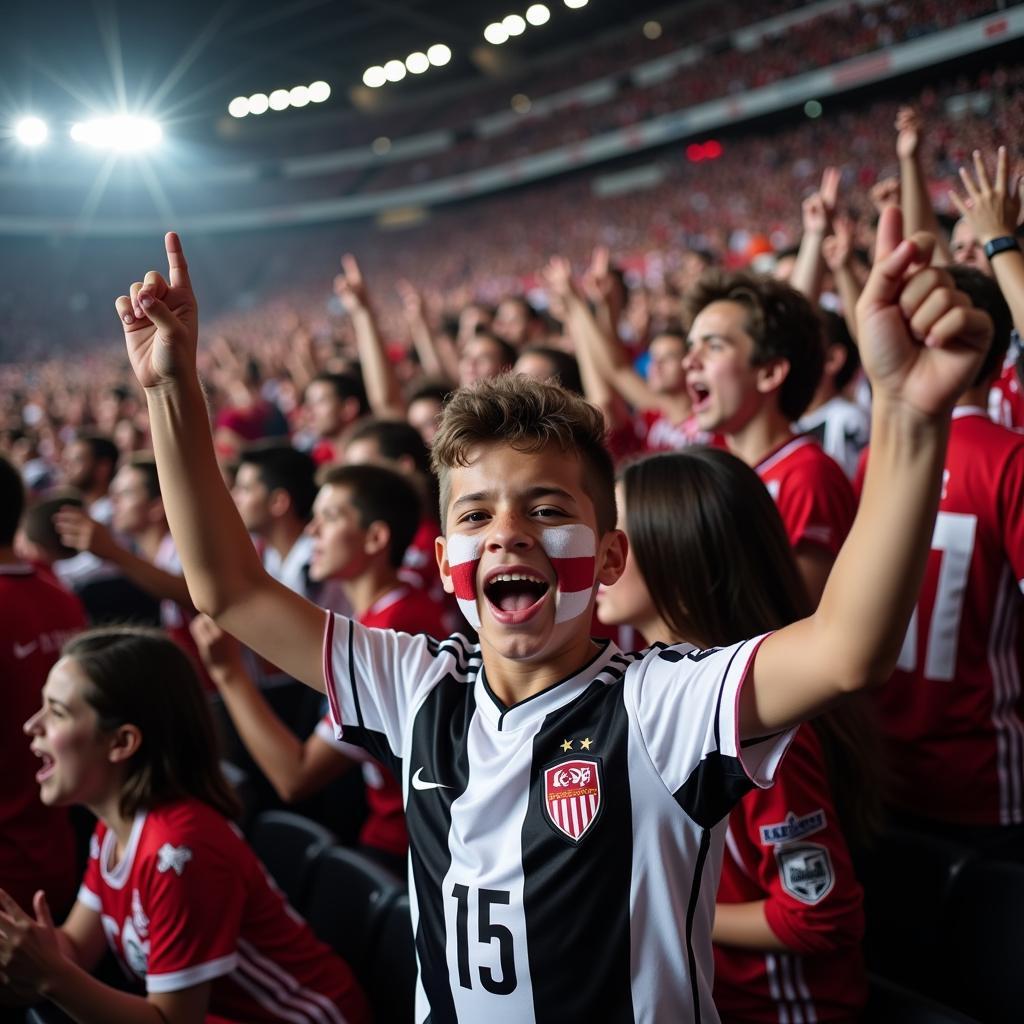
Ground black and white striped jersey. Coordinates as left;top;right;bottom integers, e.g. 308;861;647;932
322;612;792;1024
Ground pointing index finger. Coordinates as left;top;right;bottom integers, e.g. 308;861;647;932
165;232;191;290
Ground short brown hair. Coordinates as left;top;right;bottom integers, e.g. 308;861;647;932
684;270;825;421
431;374;616;534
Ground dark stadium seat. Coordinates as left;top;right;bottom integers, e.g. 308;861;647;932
246;809;338;908
301;845;404;983
862;825;975;993
937;860;1024;1023
368;892;417;1024
866;975;980;1023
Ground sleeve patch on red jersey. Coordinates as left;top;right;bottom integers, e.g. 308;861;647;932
776;842;834;904
759;809;826;846
156;844;193;876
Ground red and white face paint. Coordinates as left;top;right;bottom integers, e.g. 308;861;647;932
447;533;483;629
539;523;596;623
446;523;597;629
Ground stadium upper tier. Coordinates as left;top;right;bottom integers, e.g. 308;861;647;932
0;0;1019;236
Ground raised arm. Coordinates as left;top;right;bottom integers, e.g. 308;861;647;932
398;279;458;384
789;167;840;303
52;508;192;607
950;146;1024;336
896;106;953;266
823;215;863;342
190;615;350;803
335;254;406;419
741;208;992;736
116;233;326;691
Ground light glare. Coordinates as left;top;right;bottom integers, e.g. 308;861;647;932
484;22;509;44
289;85;310;107
228;96;250;118
525;4;550;25
384;59;407;82
503;14;526;35
427;43;451;66
363;66;387;88
564;0;588;8
248;93;270;114
15;117;48;146
269;89;290;111
406;51;430;74
69;116;162;151
308;81;331;103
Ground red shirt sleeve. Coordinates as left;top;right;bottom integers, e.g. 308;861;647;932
140;823;247;991
775;454;856;557
730;725;864;955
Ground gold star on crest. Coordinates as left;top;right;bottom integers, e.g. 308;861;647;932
580;737;593;751
560;739;573;753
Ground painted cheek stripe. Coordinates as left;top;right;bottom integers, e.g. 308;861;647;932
446;533;482;629
540;524;597;624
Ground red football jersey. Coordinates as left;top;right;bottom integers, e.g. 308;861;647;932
78;799;369;1023
714;725;867;1023
989;359;1024;430
317;585;447;858
1;564;85;914
635;409;711;453
755;435;856;557
869;408;1024;826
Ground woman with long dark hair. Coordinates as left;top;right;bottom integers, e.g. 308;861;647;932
598;448;883;1024
0;626;369;1024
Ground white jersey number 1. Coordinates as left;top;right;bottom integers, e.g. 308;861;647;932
897;512;977;682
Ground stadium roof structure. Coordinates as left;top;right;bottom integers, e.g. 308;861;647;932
2;0;680;135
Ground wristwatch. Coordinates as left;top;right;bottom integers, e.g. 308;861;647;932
983;236;1021;260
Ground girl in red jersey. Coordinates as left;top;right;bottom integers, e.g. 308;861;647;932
0;626;370;1024
597;449;883;1024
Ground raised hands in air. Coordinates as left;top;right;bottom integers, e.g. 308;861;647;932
948;145;1022;247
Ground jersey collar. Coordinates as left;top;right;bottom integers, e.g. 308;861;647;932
100;811;148;889
476;640;622;733
952;406;988;420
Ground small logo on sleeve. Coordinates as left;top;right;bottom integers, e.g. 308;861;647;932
759;809;827;846
156;843;193;876
776;842;834;904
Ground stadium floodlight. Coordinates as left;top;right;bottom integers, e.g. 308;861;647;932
525;4;551;26
427;43;451;66
228;96;250;118
269;89;291;111
248;93;270;114
484;22;509;44
363;66;387;88
643;20;662;39
384;59;407;82
289;85;310;107
503;14;526;36
69;116;162;152
406;51;430;74
564;0;588;8
14;116;48;146
308;81;331;103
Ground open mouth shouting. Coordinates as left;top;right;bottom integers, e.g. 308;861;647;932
483;567;552;625
33;746;57;785
688;379;711;413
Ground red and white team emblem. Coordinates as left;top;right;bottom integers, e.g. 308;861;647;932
544;758;602;843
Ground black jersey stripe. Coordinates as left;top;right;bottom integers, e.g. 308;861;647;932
522;678;635;1024
405;674;476;1024
684;828;712;1024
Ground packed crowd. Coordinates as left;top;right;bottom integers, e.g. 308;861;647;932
1;48;1023;1024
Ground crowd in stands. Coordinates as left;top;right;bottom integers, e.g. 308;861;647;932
1;26;1024;1024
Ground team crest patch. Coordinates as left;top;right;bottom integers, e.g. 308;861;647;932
543;758;602;843
156;843;193;876
776;842;834;904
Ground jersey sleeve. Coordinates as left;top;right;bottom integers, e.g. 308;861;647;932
999;444;1024;591
314;714;370;762
775;457;856;557
730;726;864;954
627;637;795;828
139;830;246;993
322;611;472;759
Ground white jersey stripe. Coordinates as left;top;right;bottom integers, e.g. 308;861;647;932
233;965;320;1024
793;956;818;1023
238;940;347;1024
